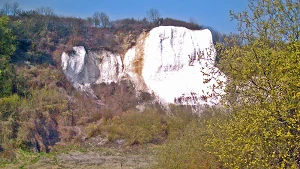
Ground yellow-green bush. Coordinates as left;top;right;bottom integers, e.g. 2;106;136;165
0;94;20;121
209;0;300;167
0;95;21;151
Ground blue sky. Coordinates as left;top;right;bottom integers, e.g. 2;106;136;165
0;0;249;34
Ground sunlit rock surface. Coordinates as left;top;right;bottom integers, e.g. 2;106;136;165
61;26;226;105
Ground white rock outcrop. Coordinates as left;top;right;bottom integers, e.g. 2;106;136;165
61;47;122;86
61;26;226;105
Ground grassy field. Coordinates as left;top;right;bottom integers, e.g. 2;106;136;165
1;142;159;169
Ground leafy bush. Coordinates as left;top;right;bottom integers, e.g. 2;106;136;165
13;88;68;152
206;0;300;168
164;105;198;140
0;95;20;152
0;94;20;121
86;107;167;145
0;16;17;97
0;67;73;154
156;107;224;169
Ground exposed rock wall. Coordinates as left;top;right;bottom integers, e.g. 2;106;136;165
61;47;122;94
61;26;226;105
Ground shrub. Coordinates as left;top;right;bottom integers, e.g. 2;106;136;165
165;105;198;140
0;94;20;121
208;0;300;168
0;95;21;152
86;107;168;145
156;107;225;169
92;80;140;115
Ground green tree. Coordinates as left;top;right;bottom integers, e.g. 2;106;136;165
0;16;16;97
208;0;300;168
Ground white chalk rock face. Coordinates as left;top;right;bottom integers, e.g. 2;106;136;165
140;26;223;105
61;26;226;105
96;50;123;84
61;47;122;86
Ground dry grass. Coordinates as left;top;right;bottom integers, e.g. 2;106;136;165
1;140;159;169
85;107;167;146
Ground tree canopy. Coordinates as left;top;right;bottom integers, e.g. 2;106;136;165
208;0;300;168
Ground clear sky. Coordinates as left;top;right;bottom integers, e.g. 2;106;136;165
0;0;249;34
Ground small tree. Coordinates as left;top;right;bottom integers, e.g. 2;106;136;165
35;7;54;16
99;12;110;28
86;16;94;27
93;12;110;28
12;2;20;16
1;3;11;15
93;12;101;27
146;8;160;24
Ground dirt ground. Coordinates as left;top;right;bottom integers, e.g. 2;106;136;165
2;138;159;169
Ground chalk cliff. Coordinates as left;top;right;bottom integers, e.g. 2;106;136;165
61;26;226;105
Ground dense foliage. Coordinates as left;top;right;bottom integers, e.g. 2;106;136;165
0;16;16;97
212;0;299;168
